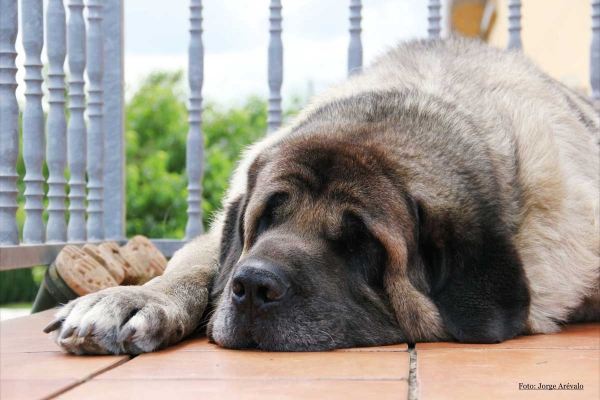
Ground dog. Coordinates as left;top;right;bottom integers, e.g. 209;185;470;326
45;37;600;355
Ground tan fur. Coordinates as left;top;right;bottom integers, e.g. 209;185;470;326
50;37;599;355
218;37;599;335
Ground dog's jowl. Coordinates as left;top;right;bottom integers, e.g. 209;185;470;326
46;37;599;355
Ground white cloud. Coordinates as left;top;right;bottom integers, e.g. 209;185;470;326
14;0;449;108
124;0;436;106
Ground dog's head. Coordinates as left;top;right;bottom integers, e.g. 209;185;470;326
207;129;530;351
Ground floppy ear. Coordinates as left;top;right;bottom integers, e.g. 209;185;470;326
211;154;268;299
369;212;448;343
419;205;531;343
211;195;246;300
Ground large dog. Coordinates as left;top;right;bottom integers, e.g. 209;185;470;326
46;37;599;355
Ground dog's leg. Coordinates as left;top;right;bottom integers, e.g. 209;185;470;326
568;287;600;323
44;228;221;355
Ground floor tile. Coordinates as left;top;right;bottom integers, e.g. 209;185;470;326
170;336;408;353
418;349;600;400
58;379;408;400
97;351;409;381
416;323;600;350
337;343;408;352
419;379;596;400
0;311;130;400
167;336;221;352
0;352;129;380
0;379;76;400
0;309;61;353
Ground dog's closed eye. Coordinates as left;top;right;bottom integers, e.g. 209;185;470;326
331;212;386;288
256;192;289;238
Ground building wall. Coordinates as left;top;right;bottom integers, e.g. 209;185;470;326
451;0;487;37
487;0;592;94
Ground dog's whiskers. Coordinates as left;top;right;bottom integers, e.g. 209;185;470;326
317;329;335;346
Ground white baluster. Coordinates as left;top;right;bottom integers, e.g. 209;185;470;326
0;0;20;244
428;0;441;39
22;0;46;244
185;0;205;239
103;0;126;241
67;0;87;242
507;0;522;50
86;0;105;240
267;0;283;134
46;0;68;243
348;0;362;77
592;0;600;100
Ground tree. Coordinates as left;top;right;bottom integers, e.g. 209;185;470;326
0;70;303;304
124;71;276;238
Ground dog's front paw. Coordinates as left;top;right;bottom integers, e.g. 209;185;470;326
44;286;188;355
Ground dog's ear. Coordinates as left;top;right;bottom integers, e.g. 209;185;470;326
211;195;246;299
418;204;531;343
212;155;268;299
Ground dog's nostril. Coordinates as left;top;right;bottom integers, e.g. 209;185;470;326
256;285;279;303
232;280;245;297
231;261;291;313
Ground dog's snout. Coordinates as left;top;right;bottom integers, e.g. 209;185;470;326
231;261;290;315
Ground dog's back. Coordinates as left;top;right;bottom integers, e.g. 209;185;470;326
289;37;600;332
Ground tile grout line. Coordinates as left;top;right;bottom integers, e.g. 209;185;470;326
43;356;134;400
91;377;411;382
415;346;600;351
408;344;418;400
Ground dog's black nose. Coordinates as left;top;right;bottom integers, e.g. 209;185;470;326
231;261;290;316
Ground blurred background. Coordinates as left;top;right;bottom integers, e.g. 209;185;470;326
1;0;594;316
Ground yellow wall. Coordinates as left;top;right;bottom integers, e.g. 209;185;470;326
487;0;592;94
452;3;486;36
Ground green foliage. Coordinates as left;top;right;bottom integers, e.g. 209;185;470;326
125;71;301;238
0;70;303;305
0;115;46;306
0;268;38;304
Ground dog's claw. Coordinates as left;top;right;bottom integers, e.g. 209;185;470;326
78;324;93;337
60;326;76;339
43;318;63;334
117;326;136;343
47;286;188;355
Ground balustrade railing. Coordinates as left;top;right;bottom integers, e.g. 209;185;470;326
66;0;87;243
267;0;283;134
0;0;598;272
45;0;68;244
0;0;20;246
428;0;442;39
507;0;522;50
21;0;46;245
185;0;205;239
348;0;363;76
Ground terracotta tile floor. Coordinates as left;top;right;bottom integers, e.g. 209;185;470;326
0;309;598;399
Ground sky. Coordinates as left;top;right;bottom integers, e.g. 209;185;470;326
122;0;447;107
13;0;450;108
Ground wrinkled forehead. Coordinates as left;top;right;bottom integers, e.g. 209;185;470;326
243;138;406;237
253;138;392;197
245;169;347;239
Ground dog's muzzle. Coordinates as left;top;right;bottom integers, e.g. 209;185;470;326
230;260;291;323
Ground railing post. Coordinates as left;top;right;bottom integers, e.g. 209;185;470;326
103;0;126;240
0;0;20;245
592;0;600;100
86;0;106;241
507;0;522;50
267;0;283;134
22;0;46;244
348;0;362;77
67;0;87;242
428;0;441;39
46;0;68;243
185;0;204;239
